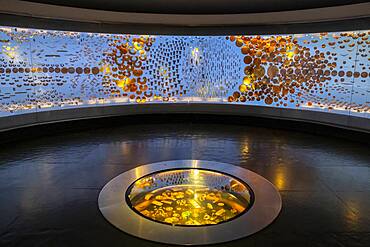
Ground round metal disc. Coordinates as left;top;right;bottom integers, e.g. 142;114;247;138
98;160;282;245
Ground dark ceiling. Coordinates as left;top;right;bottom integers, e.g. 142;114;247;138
23;0;369;14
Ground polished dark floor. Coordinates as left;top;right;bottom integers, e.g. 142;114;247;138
0;123;369;246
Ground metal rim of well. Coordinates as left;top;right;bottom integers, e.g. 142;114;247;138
98;160;282;245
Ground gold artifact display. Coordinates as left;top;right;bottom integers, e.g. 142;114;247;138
127;169;253;226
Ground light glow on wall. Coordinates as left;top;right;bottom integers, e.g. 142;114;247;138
0;27;369;118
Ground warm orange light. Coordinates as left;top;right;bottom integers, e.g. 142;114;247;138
127;169;252;226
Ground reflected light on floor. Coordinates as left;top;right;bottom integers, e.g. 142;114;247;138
345;201;360;229
274;171;286;190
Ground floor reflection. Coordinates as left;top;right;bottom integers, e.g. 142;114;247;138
0;123;369;246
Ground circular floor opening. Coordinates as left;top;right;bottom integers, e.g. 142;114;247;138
126;168;254;226
98;160;282;245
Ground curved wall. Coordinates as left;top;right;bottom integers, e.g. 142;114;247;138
0;26;369;132
1;1;369;34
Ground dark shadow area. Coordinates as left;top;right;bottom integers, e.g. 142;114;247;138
23;0;369;15
0;118;369;246
0;114;369;145
0;14;369;35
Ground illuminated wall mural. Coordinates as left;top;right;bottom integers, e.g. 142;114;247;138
0;26;369;118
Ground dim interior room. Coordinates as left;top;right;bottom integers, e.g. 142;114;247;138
0;1;369;246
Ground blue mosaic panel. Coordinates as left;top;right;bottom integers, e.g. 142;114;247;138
0;27;369;118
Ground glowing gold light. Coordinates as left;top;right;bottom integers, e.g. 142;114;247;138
243;76;252;85
127;169;252;226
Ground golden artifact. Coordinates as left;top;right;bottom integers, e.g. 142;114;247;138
127;169;253;226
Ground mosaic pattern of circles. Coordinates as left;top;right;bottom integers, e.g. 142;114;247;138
0;27;369;117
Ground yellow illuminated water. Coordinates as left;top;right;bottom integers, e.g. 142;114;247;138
127;169;253;226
